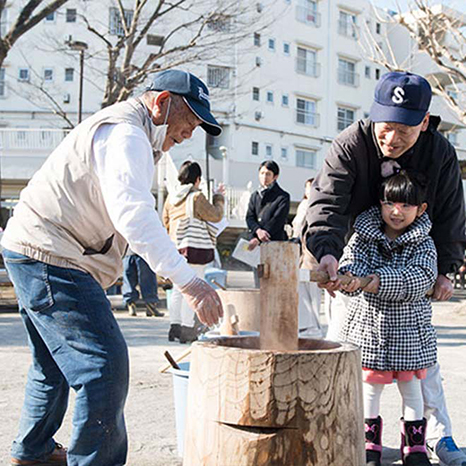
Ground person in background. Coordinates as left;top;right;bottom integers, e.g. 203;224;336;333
2;69;223;466
292;178;323;338
246;160;290;288
306;71;466;466
122;250;163;317
163;161;225;343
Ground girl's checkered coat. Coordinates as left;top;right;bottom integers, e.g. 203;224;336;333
339;206;438;372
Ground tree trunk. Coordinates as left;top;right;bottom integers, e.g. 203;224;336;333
184;338;365;465
184;241;364;465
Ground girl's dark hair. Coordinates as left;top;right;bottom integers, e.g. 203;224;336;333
178;161;202;185
259;160;280;176
379;170;428;206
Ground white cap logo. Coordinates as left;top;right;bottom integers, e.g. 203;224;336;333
392;86;405;105
198;86;210;103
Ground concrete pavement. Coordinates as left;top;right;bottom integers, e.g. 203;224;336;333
0;272;465;465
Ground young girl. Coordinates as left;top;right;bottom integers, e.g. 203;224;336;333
338;170;437;466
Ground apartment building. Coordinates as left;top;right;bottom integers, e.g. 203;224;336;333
0;0;465;227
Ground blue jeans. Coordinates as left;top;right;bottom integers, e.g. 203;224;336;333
122;255;158;306
3;249;129;466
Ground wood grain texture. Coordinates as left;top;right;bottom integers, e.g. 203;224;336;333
259;242;300;351
217;289;261;333
184;338;365;466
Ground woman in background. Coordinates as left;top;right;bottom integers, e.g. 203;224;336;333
163;161;224;343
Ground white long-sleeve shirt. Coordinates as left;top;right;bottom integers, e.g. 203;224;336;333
92;123;196;287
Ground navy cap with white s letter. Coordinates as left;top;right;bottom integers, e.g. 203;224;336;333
147;69;222;136
369;71;432;126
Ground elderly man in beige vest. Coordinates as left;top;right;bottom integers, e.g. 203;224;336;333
1;70;224;466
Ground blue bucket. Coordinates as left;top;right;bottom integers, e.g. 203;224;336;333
199;330;259;340
168;361;190;457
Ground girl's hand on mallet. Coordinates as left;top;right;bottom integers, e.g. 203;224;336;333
340;272;361;293
363;274;380;294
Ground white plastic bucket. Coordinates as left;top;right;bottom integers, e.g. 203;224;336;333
168;361;190;457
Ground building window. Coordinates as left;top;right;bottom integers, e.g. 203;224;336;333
18;68;30;82
207;65;230;89
252;141;259;156
66;9;77;23
337;107;355;131
266;91;274;104
281;147;288;160
65;68;74;82
282;94;289;107
338;10;357;39
338;58;358;87
448;89;458;101
296;148;316;168
0;68;5;97
207;14;231;32
365;66;370;79
206;134;220;149
252;87;260;101
265;144;273;158
296;0;320;27
268;38;276;51
375;68;381;80
447;132;458;146
45;11;55;22
0;8;7;37
109;7;134;36
296;98;318;126
376;22;381;34
283;42;290;55
254;33;261;46
43;68;54;82
296;47;319;77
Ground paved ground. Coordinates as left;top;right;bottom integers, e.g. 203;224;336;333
0;271;465;465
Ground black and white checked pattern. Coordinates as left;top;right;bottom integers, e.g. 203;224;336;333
339;206;438;371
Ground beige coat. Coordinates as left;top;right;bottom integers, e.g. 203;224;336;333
163;186;224;245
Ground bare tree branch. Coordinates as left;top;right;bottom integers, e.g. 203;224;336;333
361;0;466;126
0;0;70;67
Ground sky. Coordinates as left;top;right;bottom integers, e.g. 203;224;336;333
371;0;463;13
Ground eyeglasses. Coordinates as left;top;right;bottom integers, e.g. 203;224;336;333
381;201;417;212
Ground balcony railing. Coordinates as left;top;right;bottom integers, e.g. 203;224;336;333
0;128;70;152
337;69;360;87
296;59;321;78
224;186;251;222
296;6;321;27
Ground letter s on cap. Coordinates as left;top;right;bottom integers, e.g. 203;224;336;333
392;86;405;104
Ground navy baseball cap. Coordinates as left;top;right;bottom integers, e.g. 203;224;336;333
147;69;222;136
370;72;432;126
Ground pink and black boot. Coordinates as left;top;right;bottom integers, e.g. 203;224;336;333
365;416;383;466
401;418;432;465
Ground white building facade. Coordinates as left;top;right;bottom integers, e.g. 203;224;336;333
0;0;465;227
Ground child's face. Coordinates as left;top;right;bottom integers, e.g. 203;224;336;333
380;200;427;238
